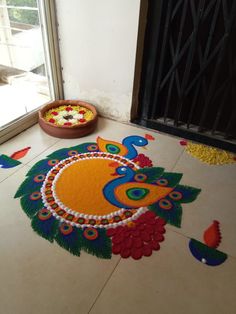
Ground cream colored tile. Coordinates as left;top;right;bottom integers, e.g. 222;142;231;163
90;230;236;314
168;152;236;257
0;221;119;314
0;166;31;225
28;118;183;171
0;162;24;183
0;165;120;314
1;123;59;165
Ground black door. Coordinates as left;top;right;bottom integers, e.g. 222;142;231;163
132;0;236;152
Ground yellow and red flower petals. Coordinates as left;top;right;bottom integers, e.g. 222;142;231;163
49;118;55;123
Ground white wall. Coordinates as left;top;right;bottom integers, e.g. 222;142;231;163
55;0;140;121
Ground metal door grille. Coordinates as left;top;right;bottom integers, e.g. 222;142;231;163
134;0;236;152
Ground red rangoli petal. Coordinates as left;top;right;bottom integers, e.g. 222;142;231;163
132;230;140;237
112;234;124;244
144;225;155;235
142;244;153;256
153;233;165;242
120;248;131;258
124;237;133;249
144;211;156;219
140;231;151;242
156;217;166;226
131;248;143;260
151;241;160;251
133;238;143;248
112;244;121;254
106;228;116;237
154;225;166;234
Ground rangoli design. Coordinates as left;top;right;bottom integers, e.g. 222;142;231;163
189;220;228;266
15;135;201;260
0;147;31;169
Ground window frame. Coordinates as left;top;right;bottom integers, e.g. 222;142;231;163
0;0;63;144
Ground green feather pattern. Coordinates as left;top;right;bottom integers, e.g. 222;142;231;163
55;228;81;257
31;214;59;243
20;195;44;218
79;229;112;259
136;167;164;183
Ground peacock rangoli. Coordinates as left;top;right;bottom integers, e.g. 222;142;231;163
15;135;202;260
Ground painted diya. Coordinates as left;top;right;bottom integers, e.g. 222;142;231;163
15;135;201;260
39;100;98;138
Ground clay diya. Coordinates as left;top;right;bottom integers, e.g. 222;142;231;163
38;100;98;138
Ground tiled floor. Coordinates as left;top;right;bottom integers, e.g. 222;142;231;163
0;118;235;314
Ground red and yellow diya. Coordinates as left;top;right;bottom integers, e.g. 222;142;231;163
15;135;201;260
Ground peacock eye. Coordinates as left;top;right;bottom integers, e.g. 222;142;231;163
139;139;143;143
120;167;126;172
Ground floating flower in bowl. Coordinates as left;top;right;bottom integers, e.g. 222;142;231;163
39;100;98;138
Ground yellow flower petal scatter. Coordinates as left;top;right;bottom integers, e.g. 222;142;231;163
185;142;236;165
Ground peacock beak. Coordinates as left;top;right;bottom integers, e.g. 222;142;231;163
141;146;148;150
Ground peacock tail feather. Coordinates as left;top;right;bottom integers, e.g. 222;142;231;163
20;193;43;218
148;183;201;227
31;212;59;243
14;174;46;198
55;227;82;256
47;142;98;159
79;228;112;259
135;167;165;183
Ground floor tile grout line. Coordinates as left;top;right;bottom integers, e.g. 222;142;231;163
0;164;30;184
170;148;185;172
87;257;121;314
24;138;61;166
